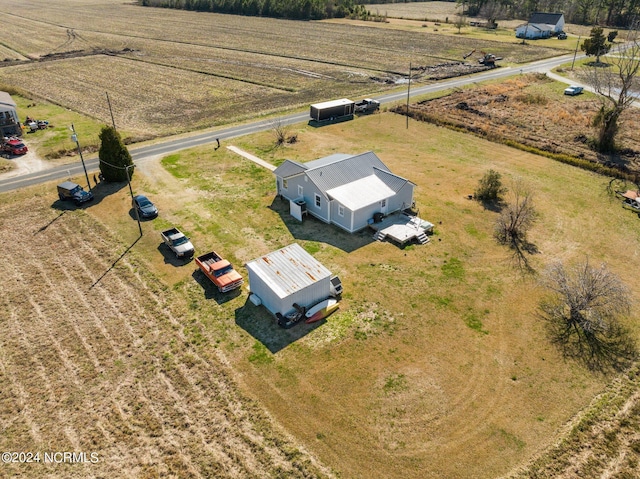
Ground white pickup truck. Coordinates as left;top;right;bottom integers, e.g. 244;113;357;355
161;227;194;259
354;98;380;113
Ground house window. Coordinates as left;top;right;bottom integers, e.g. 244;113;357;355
315;194;321;208
298;185;303;196
338;205;344;217
282;178;288;189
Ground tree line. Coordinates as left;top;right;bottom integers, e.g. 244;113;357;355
458;0;638;28
138;0;361;20
139;0;639;26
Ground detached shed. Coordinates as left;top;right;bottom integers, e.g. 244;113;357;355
246;243;332;318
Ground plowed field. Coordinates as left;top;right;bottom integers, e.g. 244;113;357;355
0;197;331;478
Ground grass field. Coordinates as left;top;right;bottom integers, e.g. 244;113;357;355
4;109;632;478
0;0;563;143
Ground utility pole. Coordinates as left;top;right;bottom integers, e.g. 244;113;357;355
126;164;142;237
571;35;581;70
406;62;411;129
70;124;92;193
106;92;116;130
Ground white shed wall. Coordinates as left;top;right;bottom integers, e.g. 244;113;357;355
248;269;331;316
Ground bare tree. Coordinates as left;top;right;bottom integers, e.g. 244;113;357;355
271;119;289;146
495;178;537;270
454;13;466;34
540;259;636;371
583;26;640;152
495;178;534;240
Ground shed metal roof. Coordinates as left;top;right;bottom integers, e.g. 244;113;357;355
246;243;331;299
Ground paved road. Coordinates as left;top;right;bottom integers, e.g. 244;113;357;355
0;51;584;194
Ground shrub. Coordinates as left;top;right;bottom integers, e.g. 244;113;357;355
475;169;507;202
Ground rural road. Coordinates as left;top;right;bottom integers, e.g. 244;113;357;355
0;51;585;194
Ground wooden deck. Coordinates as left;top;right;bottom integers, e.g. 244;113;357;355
369;211;433;245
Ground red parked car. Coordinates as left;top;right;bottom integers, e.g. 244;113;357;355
1;137;28;156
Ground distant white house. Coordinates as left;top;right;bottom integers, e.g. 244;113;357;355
515;12;565;39
273;151;415;233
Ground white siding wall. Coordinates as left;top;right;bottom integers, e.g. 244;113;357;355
330;200;352;232
248;269;331;316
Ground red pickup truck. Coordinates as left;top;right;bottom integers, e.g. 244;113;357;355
195;251;244;293
2;137;28;156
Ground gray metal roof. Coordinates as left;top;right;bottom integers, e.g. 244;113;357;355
304;153;354;170
528;12;563;25
373;167;414;192
273;159;307;178
326;175;396;210
246;243;331;299
305;151;391;194
0;91;16;110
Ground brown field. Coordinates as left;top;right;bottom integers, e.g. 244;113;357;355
0;190;332;478
0;0;562;139
364;0;464;21
404;73;640;173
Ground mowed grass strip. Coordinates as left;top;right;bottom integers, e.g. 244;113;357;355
116;112;640;478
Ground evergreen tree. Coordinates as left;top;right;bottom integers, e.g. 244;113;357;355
98;126;134;182
582;27;611;64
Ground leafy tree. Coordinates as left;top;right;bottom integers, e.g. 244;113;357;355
582;27;612;64
98;126;134;182
540;259;636;371
454;13;466;33
474;169;507;202
584;26;640;152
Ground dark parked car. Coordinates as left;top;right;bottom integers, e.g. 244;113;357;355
57;181;93;205
133;195;158;218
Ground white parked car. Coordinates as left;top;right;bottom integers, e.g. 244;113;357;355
622;198;640;213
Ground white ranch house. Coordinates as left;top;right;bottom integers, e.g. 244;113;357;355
515;12;565;39
273;151;415;233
